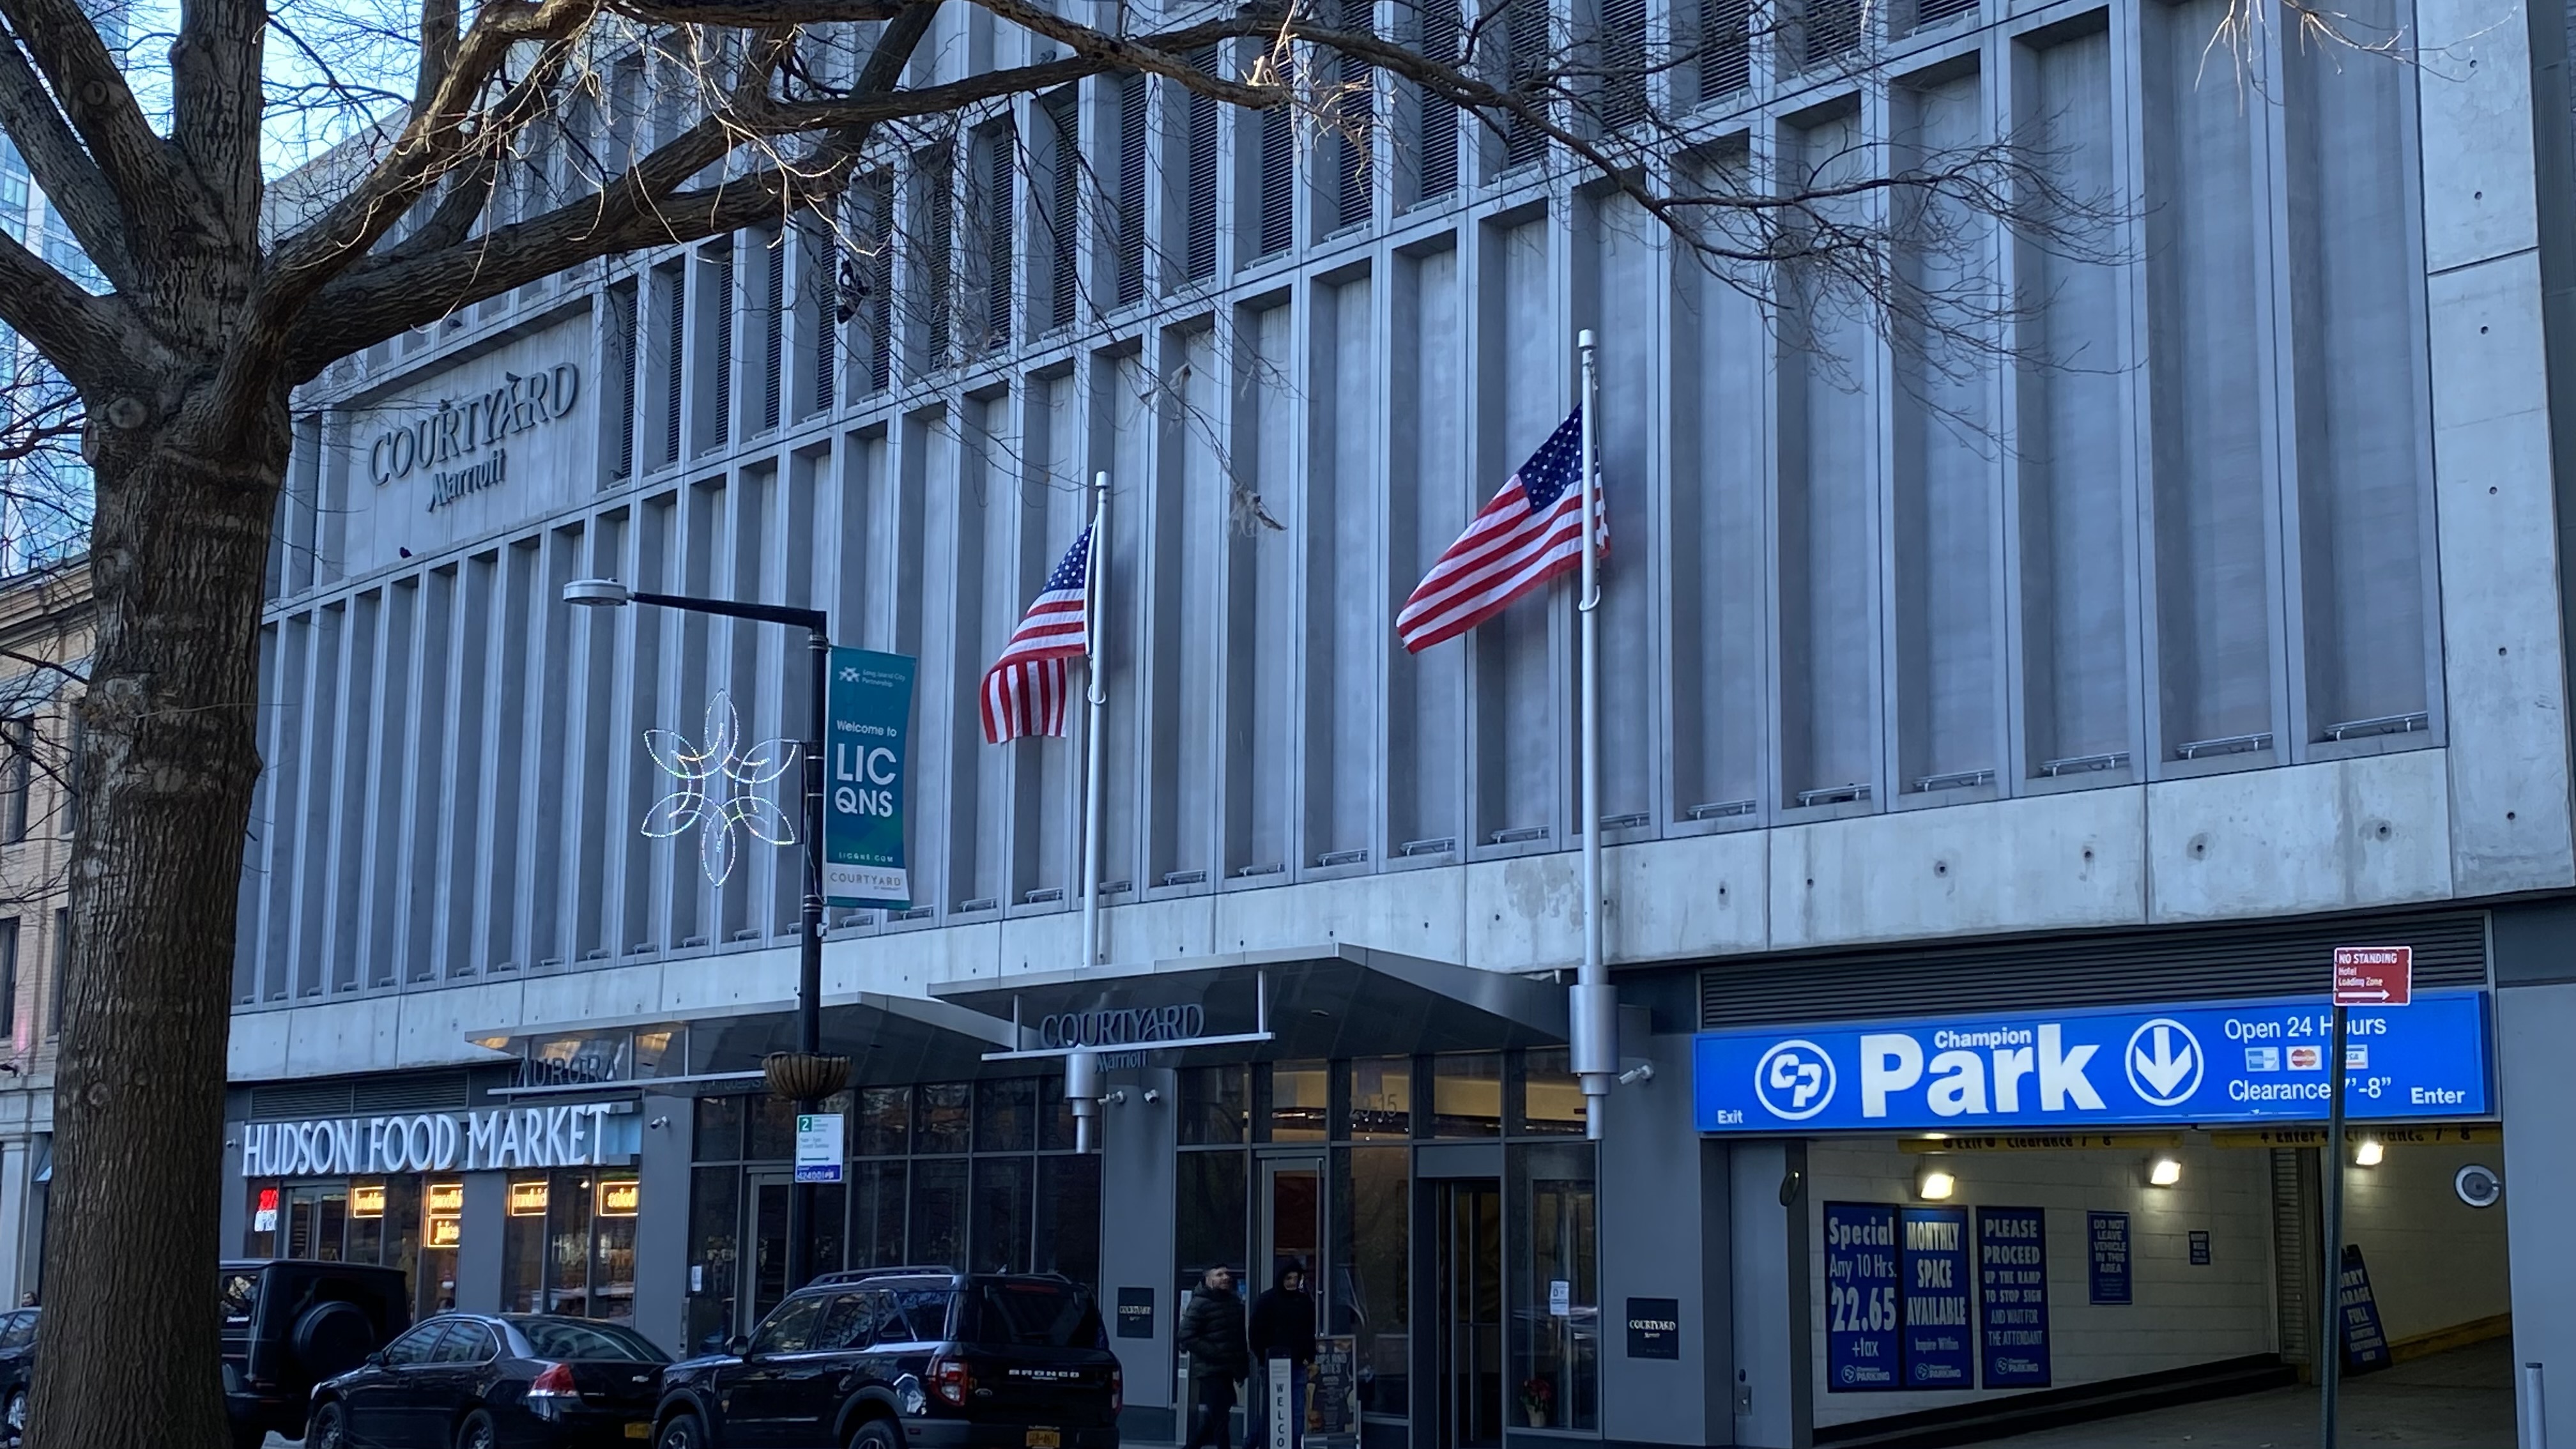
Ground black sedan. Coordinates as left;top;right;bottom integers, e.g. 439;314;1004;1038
0;1307;33;1446
309;1314;666;1449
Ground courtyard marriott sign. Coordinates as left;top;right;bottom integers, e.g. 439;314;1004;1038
239;1102;637;1177
365;362;581;512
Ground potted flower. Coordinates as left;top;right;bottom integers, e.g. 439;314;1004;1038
1519;1376;1556;1429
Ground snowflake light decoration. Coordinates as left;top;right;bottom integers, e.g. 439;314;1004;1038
643;691;801;886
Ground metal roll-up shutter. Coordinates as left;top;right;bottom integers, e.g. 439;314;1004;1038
1699;909;2488;1029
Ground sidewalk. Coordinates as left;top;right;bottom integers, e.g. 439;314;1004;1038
1954;1339;2515;1449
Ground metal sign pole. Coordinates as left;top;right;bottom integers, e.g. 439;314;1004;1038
2321;1000;2349;1448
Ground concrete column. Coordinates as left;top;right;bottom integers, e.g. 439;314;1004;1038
631;1094;695;1356
1600;1030;1730;1448
454;1172;508;1315
1099;1066;1177;1443
1731;1139;1811;1449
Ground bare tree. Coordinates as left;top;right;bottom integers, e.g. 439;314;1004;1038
0;0;2154;1438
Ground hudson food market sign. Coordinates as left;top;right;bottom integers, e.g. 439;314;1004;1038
239;1103;637;1177
367;362;580;511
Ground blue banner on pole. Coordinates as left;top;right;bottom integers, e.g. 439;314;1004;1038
1824;1203;1901;1392
823;648;916;910
1692;991;2489;1133
2087;1211;2131;1305
1977;1208;2050;1388
1900;1207;1973;1390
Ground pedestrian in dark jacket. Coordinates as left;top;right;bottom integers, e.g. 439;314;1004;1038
1248;1264;1319;1449
1178;1265;1250;1449
1248;1264;1316;1367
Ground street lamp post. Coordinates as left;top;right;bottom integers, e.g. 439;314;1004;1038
565;577;841;1296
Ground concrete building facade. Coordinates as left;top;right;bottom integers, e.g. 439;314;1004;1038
220;0;2576;1441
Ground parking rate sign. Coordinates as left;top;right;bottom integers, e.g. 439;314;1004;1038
824;648;916;910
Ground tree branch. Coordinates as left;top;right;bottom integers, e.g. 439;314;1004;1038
0;23;131;295
0;0;176;242
0;233;134;390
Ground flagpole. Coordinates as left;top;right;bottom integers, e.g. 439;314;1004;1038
1070;471;1110;1154
1082;470;1108;970
1572;330;1614;1142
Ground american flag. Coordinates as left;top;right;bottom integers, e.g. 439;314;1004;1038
1397;406;1602;653
981;524;1094;744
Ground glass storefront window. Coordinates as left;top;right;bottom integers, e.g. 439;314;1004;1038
1509;1143;1598;1432
592;1176;640;1325
694;1096;745;1161
976;1078;1036;1153
916;1083;972;1154
1176;1149;1248;1288
634;1029;678;1078
549;1175;595;1314
244;1181;279;1259
911;1158;969;1268
1347;1058;1413;1141
1038;1075;1078;1151
1268;1060;1329;1142
502;1174;550;1312
1036;1153;1101;1286
687;1165;740;1353
971;1156;1032;1272
851;1160;907;1268
1433;1055;1504;1137
1333;1147;1410;1417
1518;1048;1586;1137
348;1180;387;1262
858;1086;911;1156
747;1096;799;1160
1179;1066;1249;1145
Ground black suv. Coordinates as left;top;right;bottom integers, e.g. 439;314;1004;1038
222;1259;411;1448
651;1269;1120;1449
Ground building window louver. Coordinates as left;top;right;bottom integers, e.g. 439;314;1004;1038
862;172;894;395
609;282;638;482
761;231;783;433
1335;0;1372;231
710;249;734;450
1185;56;1222;280
985;123;1015;353
1116;74;1148;306
809;229;838;417
1257;104;1295;257
1502;0;1549;170
1046;91;1080;331
659;266;684;466
925;146;954;367
1600;0;1648;129
1805;0;1861;63
1418;0;1460;198
1700;0;1751;99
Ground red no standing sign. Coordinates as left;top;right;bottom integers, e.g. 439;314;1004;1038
2333;945;2413;1007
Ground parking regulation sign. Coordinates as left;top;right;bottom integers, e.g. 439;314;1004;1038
2333;946;2412;1008
795;1113;845;1183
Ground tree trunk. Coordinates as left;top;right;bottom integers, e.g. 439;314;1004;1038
26;389;289;1449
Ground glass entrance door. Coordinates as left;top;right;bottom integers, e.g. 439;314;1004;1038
747;1172;792;1333
1433;1182;1502;1449
1261;1157;1324;1288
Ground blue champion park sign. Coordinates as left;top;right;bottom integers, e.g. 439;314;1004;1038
1694;991;2489;1133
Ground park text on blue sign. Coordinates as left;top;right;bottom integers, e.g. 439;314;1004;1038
1691;991;2488;1133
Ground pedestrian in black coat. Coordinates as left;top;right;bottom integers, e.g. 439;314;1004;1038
1177;1264;1250;1449
1248;1264;1317;1367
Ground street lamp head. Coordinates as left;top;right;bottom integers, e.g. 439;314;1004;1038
563;578;632;608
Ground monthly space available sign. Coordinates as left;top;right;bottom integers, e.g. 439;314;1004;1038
1899;1208;1972;1388
824;648;916;910
1692;991;2489;1132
